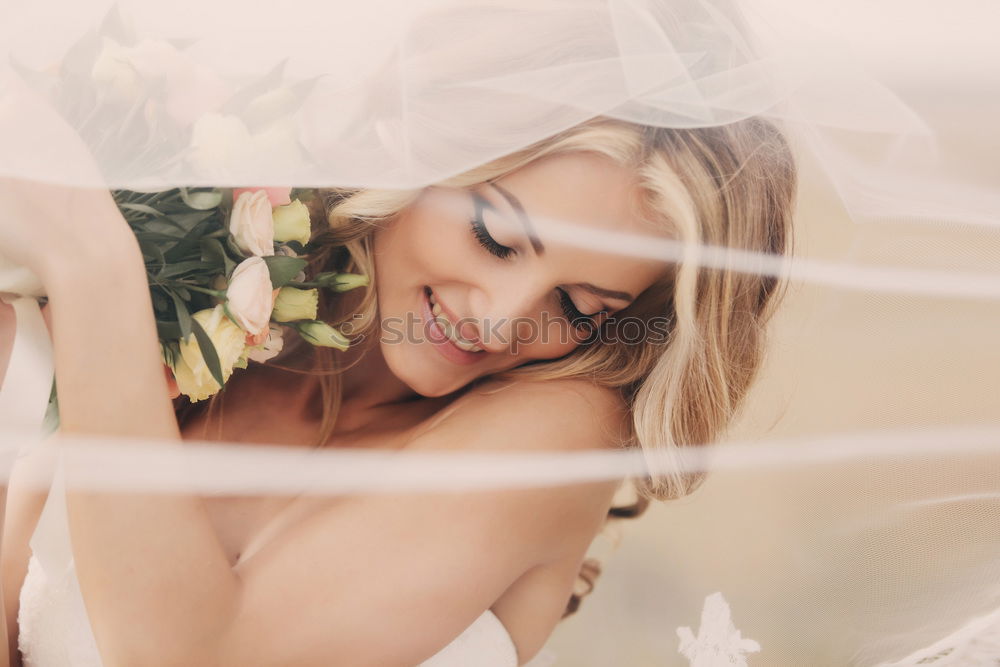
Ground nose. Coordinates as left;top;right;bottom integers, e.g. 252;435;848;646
464;277;546;354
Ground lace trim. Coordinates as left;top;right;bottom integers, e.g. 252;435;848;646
677;592;761;667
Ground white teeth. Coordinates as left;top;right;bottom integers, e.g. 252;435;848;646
434;314;483;352
427;289;484;352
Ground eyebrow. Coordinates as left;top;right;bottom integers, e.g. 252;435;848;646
483;182;635;305
486;181;546;256
578;282;634;303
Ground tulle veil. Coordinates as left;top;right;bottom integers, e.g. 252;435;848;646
1;0;999;664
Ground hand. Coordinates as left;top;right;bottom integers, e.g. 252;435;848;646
0;79;137;286
0;177;136;285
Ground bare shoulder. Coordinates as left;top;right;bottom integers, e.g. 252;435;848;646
222;379;630;664
412;376;631;454
406;377;628;563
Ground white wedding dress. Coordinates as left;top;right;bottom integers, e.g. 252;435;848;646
17;462;557;667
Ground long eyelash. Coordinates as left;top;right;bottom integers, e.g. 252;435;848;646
470;195;514;260
557;288;602;328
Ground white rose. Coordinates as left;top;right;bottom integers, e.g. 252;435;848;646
246;117;302;175
91;37;140;99
188;113;251;178
247;323;285;363
171;306;247;402
244;88;299;130
225;257;274;335
187;109;299;179
229;189;275;257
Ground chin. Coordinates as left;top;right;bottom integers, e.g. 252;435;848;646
380;340;467;398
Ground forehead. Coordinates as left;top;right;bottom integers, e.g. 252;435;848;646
491;152;673;286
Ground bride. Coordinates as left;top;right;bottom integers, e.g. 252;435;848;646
0;115;795;665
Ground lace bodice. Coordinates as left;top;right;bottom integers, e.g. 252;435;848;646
17;463;556;667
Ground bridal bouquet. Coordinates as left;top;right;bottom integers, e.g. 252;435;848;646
118;185;366;402
0;8;368;403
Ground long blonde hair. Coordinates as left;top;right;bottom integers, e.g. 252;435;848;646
311;115;794;485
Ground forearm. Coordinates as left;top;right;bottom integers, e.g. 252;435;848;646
44;245;240;665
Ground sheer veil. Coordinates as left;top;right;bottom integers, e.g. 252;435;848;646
1;1;999;664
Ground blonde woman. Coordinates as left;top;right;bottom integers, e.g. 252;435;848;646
0;115;794;666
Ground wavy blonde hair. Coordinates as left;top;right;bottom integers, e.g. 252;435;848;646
185;114;796;618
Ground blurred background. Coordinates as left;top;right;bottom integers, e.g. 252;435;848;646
549;2;1000;664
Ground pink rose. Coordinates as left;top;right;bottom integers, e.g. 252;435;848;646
229;190;275;257
225;257;275;335
232;187;292;208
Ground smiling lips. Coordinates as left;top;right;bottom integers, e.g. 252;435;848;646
425;287;484;353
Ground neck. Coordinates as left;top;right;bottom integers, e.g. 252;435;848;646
337;335;421;414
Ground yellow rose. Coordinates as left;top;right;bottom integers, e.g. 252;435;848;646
272;199;312;246
171;306;246;402
271;287;318;322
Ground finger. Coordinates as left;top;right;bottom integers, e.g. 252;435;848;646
163;364;181;400
40;301;53;336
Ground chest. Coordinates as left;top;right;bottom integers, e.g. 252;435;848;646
179;397;445;566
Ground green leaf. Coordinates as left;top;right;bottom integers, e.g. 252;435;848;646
189;317;226;390
200;238;235;276
158;260;216;279
99;4;134;44
317;272;369;292
60;28;101;79
160;341;179;369
162;237;206;264
151;292;168;313
120;202;175;221
262;255;307;288
167;210;217;232
225;236;246;259
133;231;186;246
138;239;166;274
169;291;192;340
180;187;223;211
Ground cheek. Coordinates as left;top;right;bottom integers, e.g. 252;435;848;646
376;209;472;289
502;317;591;360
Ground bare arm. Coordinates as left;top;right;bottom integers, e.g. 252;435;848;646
213;378;624;667
0;179;243;665
55;264;618;666
43;244;243;666
1;180;624;667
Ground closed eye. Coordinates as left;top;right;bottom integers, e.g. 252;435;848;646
470;193;515;260
470;191;607;331
556;288;605;329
